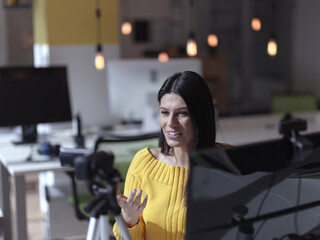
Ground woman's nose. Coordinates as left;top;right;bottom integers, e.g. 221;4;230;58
168;114;177;126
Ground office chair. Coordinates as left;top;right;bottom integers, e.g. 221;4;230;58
271;92;318;115
67;131;160;221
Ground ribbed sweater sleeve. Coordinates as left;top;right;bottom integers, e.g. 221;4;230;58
113;150;146;240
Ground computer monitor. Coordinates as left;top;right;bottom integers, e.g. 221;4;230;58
186;131;320;240
0;66;72;144
106;58;202;125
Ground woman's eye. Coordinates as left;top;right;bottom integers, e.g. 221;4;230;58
178;111;188;116
160;111;169;115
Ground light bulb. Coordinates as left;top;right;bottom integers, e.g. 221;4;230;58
95;52;105;70
251;18;261;31
121;21;132;35
267;38;277;57
158;52;169;62
187;39;197;57
207;34;219;47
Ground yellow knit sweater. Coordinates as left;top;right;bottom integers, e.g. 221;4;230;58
113;147;189;240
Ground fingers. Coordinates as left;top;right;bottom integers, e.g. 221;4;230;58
116;193;127;207
120;189;148;208
132;189;142;207
116;186;121;195
127;189;137;204
137;194;148;214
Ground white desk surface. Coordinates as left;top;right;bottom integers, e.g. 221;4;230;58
0;128;98;176
217;112;320;146
1;112;320;176
0;113;320;176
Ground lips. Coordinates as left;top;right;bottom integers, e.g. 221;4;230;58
167;131;181;138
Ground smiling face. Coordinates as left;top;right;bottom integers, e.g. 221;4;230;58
159;93;195;152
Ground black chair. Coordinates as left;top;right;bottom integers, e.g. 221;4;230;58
67;131;160;221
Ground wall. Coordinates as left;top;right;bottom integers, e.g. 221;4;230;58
119;0;189;58
292;0;320;98
1;6;33;65
0;5;7;65
32;0;121;127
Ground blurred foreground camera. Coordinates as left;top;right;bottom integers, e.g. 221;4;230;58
59;147;131;239
60;147;122;193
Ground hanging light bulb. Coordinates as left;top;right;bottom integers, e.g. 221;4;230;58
251;17;261;31
158;52;169;62
121;21;132;35
94;0;105;70
267;38;277;57
186;32;197;57
207;33;219;47
95;44;105;70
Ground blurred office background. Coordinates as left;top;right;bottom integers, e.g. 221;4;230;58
1;0;319;128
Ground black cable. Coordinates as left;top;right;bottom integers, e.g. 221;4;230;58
252;171;276;239
294;177;302;235
95;0;102;46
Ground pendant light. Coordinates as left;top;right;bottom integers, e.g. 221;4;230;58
267;35;277;57
158;52;169;62
207;0;219;48
187;32;197;57
94;0;105;70
121;21;132;35
186;0;197;57
251;17;261;31
251;0;262;31
121;0;132;35
95;45;105;69
207;33;218;48
267;0;277;57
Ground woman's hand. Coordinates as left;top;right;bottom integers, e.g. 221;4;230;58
116;188;148;227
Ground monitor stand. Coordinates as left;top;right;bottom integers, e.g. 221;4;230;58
12;124;38;145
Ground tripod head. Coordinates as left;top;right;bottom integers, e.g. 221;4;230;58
279;118;313;160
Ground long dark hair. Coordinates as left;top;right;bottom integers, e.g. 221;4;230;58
157;71;216;155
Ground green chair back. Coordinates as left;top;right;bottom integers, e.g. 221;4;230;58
271;93;318;114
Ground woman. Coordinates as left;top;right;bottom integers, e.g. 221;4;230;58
113;71;216;240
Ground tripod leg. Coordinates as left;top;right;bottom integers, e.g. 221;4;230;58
114;214;132;240
86;217;100;240
99;215;110;240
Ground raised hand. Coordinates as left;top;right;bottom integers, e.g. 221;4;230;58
116;188;148;227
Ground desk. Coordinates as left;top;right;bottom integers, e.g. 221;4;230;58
1;112;320;240
0;129;96;240
217;112;320;145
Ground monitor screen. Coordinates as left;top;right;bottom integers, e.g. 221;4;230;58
186;131;320;240
106;58;202;125
0;66;72;142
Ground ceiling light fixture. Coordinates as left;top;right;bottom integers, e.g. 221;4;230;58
207;0;219;48
158;52;169;62
94;0;105;70
121;21;132;35
186;0;197;57
207;33;218;48
267;0;277;57
251;0;262;31
267;36;277;57
251;17;261;31
121;0;132;35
